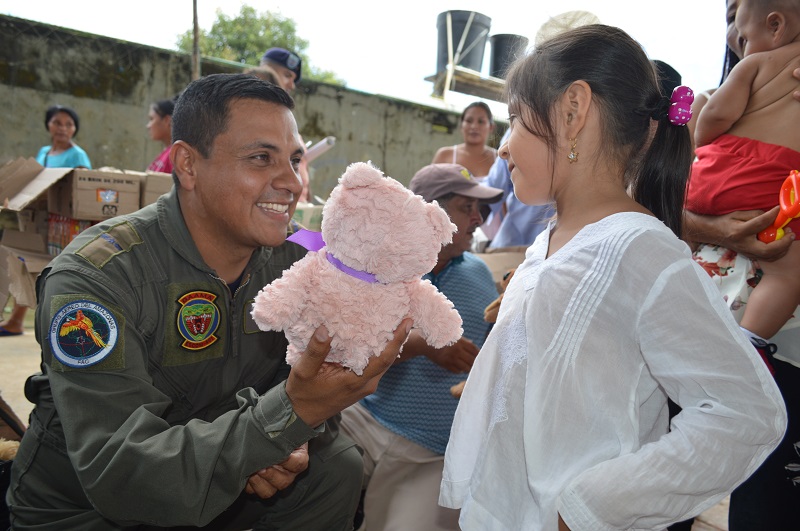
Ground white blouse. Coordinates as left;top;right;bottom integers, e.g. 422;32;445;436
440;212;786;531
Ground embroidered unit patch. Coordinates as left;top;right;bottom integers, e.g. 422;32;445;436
177;291;220;350
49;300;119;368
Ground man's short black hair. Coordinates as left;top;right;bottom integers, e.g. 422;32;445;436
172;73;295;158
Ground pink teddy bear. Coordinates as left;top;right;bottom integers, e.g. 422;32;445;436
251;161;463;375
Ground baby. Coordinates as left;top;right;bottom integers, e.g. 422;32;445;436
686;0;800;359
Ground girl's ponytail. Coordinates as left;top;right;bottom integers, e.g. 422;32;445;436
631;88;694;237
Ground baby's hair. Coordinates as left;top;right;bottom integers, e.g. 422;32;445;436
504;24;692;236
460;101;493;124
749;0;800;15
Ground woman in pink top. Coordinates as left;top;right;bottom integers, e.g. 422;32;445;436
146;98;175;173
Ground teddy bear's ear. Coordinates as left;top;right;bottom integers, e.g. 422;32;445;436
428;201;457;245
339;161;384;189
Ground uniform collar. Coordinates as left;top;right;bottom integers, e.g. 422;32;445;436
157;187;274;277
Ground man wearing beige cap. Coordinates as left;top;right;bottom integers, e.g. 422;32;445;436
339;163;502;530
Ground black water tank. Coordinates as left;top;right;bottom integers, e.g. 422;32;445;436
436;10;492;74
489;34;529;79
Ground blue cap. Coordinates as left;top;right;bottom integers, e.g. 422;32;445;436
261;47;302;82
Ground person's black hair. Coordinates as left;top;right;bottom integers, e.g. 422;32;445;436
720;45;740;85
171;73;295;158
460;101;493;124
652;60;682;96
504;24;692;237
151;97;176;119
720;0;741;85
45;105;80;137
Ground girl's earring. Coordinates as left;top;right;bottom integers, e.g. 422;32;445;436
568;137;579;164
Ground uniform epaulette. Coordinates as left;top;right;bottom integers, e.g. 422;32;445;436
75;221;143;269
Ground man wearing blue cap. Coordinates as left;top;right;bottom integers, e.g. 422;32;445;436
260;47;302;92
259;47;313;202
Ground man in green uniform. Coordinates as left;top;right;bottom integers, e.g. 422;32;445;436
7;73;410;530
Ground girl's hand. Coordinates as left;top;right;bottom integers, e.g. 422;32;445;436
558;513;572;531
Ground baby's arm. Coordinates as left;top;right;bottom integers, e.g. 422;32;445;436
695;56;759;147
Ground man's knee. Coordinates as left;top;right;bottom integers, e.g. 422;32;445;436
252;444;364;531
313;441;363;497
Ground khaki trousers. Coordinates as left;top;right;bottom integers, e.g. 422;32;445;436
340;403;460;531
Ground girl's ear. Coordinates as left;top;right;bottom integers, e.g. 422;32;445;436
560;80;592;138
171;141;197;191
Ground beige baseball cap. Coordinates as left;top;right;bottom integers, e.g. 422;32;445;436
409;163;504;204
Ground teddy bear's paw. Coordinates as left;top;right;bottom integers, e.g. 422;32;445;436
450;380;467;399
0;438;20;460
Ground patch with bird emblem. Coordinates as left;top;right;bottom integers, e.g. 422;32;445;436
49;299;120;369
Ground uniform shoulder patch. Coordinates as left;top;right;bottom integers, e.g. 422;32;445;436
76;221;143;269
49;299;121;369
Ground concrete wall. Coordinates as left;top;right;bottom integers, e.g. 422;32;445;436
0;15;491;199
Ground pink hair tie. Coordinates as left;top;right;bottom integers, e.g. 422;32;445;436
668;85;694;126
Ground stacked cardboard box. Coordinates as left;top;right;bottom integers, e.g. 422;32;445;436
0;157;144;308
293;203;324;232
140;171;173;207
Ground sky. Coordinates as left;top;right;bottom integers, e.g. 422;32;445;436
3;1;727;119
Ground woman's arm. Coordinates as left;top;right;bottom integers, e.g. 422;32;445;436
432;146;454;165
682;208;794;261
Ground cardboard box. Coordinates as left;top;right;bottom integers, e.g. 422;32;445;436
47;214;94;256
475;247;527;290
0;158;73;212
47;169;141;221
292;204;323;232
16;205;49;237
0;158;142;221
141;171;173;207
0;229;52;309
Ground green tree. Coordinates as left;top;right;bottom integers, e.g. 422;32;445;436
176;5;345;85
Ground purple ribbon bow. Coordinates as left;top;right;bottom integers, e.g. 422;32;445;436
287;229;378;283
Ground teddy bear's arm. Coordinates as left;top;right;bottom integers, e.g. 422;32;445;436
251;257;318;331
407;280;463;348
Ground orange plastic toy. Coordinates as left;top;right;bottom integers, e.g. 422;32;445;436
757;170;800;243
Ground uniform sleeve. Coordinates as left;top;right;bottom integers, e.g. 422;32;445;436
40;270;319;527
558;248;787;530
